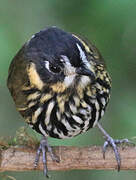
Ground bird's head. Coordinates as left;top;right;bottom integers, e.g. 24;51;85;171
25;27;96;93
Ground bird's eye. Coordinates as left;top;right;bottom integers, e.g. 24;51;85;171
49;64;61;73
45;61;61;73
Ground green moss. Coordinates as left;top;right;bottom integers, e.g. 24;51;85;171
0;126;39;150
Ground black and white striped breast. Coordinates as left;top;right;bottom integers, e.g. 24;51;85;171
21;80;110;139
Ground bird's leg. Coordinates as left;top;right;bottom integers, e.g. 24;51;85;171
96;122;133;171
34;136;59;177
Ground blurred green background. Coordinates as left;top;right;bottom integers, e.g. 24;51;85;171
1;0;136;179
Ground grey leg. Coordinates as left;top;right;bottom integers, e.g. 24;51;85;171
34;136;59;177
96;122;133;171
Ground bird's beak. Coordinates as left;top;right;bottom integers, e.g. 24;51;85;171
76;67;95;83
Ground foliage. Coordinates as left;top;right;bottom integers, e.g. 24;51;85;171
0;0;136;179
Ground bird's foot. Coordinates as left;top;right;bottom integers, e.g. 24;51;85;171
96;122;134;171
102;137;133;171
34;136;59;178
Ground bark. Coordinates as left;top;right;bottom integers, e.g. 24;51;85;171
0;145;136;172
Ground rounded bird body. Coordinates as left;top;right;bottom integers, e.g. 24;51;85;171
8;27;128;177
7;27;111;139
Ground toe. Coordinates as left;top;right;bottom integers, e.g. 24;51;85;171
102;141;109;159
102;137;121;171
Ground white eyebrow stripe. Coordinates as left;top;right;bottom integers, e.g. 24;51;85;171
44;61;49;70
61;55;76;75
76;43;91;69
61;55;71;65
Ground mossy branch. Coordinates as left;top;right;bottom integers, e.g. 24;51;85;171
0;127;136;172
0;145;136;172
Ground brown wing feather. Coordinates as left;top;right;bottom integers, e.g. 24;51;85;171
7;45;31;110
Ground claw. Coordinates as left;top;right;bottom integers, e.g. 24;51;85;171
102;141;108;159
41;143;49;177
34;136;59;177
102;136;121;171
108;137;121;171
102;137;134;171
47;145;60;163
34;143;42;168
114;139;135;145
96;122;133;171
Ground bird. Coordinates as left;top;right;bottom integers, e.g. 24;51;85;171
7;26;130;177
